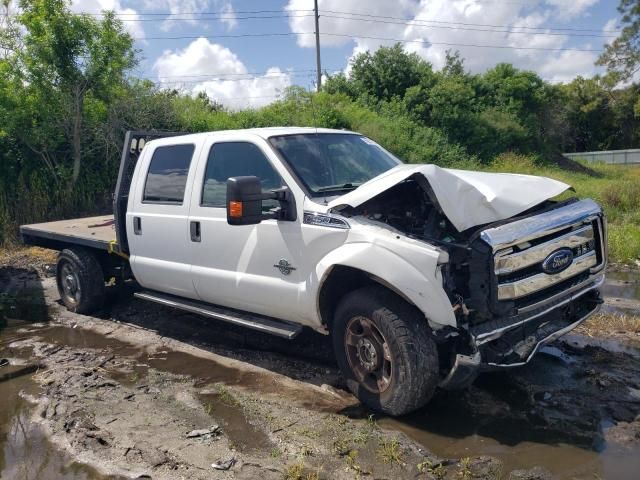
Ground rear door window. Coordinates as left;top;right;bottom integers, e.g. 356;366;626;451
143;144;195;204
201;142;282;209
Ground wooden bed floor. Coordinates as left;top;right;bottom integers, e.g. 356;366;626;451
21;215;116;246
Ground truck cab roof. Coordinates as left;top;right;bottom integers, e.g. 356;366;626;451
144;127;357;148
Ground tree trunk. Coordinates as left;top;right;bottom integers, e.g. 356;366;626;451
71;84;84;187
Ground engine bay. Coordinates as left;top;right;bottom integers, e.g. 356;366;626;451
340;179;460;242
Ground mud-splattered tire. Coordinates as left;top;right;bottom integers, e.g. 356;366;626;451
56;248;105;314
332;285;439;416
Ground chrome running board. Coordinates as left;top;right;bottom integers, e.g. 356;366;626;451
134;290;303;340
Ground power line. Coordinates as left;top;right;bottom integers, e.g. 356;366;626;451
321;9;621;34
320;32;605;52
138;30;604;53
153;69;319;79
8;6;620;35
320;13;618;38
138;32;305;41
73;9;314;17
154;74;317;84
119;14;315;23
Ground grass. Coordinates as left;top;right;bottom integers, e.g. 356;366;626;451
282;461;320;480
377;438;402;465
489;154;640;264
214;383;238;406
457;457;473;480
0;246;56;267
576;312;640;337
417;460;446;479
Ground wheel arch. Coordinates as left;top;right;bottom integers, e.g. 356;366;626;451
315;242;456;331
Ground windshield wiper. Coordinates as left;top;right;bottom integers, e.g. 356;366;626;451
315;183;361;193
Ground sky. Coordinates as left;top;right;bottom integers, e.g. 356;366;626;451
7;0;625;109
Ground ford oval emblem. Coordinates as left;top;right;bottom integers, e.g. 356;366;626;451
542;248;574;275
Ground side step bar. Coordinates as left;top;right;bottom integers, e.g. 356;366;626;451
134;290;303;340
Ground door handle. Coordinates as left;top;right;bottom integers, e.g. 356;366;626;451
133;216;142;235
190;221;201;242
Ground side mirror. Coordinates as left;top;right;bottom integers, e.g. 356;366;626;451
226;176;296;226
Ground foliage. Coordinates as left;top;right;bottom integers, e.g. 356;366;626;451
324;44;640;162
598;0;640;81
1;11;640;264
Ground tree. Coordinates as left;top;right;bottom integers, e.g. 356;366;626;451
5;0;136;187
597;0;640;81
347;43;435;101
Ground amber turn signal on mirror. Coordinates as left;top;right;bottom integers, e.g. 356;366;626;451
229;201;243;218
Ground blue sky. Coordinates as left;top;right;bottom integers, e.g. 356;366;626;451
67;0;623;108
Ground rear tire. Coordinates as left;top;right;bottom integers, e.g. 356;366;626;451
332;285;439;416
56;248;106;314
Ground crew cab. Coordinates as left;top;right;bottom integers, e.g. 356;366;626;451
20;128;607;415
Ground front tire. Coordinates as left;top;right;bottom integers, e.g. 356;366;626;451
56;248;106;314
332;286;439;416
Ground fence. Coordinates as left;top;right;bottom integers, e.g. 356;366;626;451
563;149;640;165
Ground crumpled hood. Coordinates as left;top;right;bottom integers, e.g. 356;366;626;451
327;164;571;232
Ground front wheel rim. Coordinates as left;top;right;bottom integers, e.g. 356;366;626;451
60;262;81;305
344;316;392;393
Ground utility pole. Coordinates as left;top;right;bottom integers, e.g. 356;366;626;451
314;0;322;92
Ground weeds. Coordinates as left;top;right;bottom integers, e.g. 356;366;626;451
577;312;640;336
457;457;472;480
298;444;313;458
270;447;282;458
377;438;403;465
282;461;319;480
417;460;446;479
215;383;238;406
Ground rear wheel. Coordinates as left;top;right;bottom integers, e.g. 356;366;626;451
332;286;439;416
56;248;106;314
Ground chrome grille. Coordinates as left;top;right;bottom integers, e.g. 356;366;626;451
480;199;606;308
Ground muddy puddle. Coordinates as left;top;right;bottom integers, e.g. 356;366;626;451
381;394;640;479
197;392;272;452
0;322;113;480
602;269;640;313
38;325;349;412
377;344;640;479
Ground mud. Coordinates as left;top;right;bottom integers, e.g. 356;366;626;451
0;330;110;479
1;253;640;479
601;269;640;313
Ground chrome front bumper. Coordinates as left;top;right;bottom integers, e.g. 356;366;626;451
440;274;603;390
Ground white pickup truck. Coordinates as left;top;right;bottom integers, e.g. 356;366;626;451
21;128;607;415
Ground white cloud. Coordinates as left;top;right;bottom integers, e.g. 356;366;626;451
70;0;145;40
142;0;238;31
546;0;599;20
286;0;605;82
219;2;238;31
153;38;291;109
539;50;599;83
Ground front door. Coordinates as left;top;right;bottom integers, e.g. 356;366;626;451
188;138;305;322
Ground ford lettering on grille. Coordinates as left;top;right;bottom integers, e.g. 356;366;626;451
542;248;574;275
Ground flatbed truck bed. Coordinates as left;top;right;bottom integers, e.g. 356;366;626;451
20;215;118;252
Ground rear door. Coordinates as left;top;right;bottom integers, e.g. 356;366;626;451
127;140;201;299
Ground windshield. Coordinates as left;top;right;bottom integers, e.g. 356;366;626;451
269;133;401;196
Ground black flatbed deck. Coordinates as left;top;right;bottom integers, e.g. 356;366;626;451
20;215;117;251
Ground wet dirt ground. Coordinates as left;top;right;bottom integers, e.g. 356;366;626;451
1;252;640;479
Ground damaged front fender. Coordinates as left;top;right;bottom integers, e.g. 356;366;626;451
315;239;457;329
